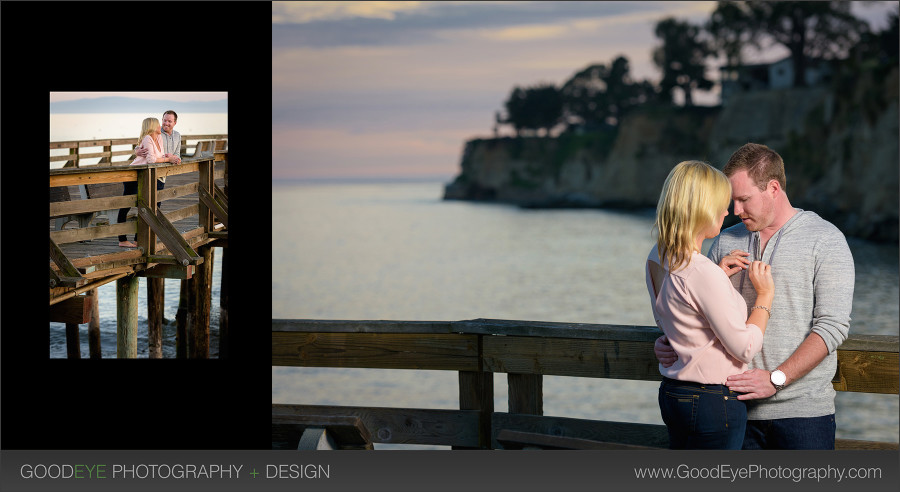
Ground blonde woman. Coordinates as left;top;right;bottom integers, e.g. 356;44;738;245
117;118;178;247
645;160;774;449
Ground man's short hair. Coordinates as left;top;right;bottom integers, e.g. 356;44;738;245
723;143;787;191
163;110;178;122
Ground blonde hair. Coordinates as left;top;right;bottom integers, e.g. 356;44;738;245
653;160;732;272
136;117;160;147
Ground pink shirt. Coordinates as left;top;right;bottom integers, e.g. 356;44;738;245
131;134;165;165
645;248;764;384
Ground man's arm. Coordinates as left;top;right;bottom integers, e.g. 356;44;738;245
725;332;828;400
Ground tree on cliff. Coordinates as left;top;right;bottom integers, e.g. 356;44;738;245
653;18;715;106
708;1;869;88
561;56;658;127
502;83;564;137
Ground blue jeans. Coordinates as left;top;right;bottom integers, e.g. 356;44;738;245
117;180;165;242
658;377;747;449
742;415;836;449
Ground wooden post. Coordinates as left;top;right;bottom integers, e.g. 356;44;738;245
219;246;230;358
116;275;139;358
508;374;543;416
457;369;494;449
136;167;157;255
176;279;188;358
88;288;101;359
147;277;164;358
65;323;81;359
188;245;214;358
198;158;213;233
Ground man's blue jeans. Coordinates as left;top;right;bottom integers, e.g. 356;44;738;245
742;414;836;449
658;377;747;449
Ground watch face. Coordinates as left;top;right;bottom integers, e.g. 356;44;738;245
772;370;786;385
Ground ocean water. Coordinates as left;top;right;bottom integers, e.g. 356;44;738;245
49;112;228;168
49;248;223;359
49;111;228;358
272;181;899;449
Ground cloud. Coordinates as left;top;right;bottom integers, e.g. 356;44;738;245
272;1;425;24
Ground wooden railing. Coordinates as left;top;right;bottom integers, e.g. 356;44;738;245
49;134;228;168
272;319;899;450
49;156;227;290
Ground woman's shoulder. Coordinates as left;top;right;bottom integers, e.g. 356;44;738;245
683;252;723;278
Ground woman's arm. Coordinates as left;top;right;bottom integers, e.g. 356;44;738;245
692;262;766;364
143;135;172;164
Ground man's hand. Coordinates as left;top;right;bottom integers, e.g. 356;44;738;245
654;335;677;368
135;146;149;158
719;249;751;277
726;369;776;400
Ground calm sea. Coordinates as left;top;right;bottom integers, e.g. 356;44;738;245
49;111;228;358
49;112;228;168
49;249;224;359
272;180;899;449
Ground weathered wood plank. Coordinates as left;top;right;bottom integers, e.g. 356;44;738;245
833;350;899;394
492;412;670;449
272;319;454;335
457;371;493;449
49;170;137;187
483;336;660;381
271;332;479;371
49;295;93;324
497;429;661;450
272;414;372;450
50;194;134;217
272;404;480;447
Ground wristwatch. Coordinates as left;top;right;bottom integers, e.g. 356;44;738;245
770;369;786;391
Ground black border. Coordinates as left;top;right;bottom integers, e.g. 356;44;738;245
1;1;272;450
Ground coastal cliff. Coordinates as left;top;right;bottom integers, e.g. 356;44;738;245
444;68;898;242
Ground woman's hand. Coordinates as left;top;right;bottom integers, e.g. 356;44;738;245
719;249;750;277
748;260;774;297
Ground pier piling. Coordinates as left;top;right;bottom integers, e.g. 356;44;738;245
116;275;139;358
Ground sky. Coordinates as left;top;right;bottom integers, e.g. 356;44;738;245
272;1;897;181
50;92;228;103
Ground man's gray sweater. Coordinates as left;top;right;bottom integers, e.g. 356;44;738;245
707;209;854;420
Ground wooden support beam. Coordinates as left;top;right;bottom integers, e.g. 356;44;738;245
136;168;156;256
66;324;81;359
136;205;203;266
456;370;493;450
198;187;228;228
198;159;213;232
49;238;86;287
139;263;195;280
214;183;228;213
49;295;94;324
176;280;188;359
116;275;139;358
147;277;164;359
188;245;213;358
219;246;230;359
508;374;542;416
88;288;101;359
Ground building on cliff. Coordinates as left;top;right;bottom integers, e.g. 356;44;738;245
719;56;834;106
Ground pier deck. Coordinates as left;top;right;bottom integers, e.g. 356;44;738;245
49;135;229;358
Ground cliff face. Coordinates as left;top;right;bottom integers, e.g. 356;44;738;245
445;68;898;242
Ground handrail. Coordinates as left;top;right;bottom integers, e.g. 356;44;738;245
50;134;227;168
272;318;899;450
49;156;227;276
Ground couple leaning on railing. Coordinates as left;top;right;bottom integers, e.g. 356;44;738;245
117;110;181;248
646;143;853;450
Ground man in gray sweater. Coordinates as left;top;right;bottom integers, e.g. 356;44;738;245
655;143;854;449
